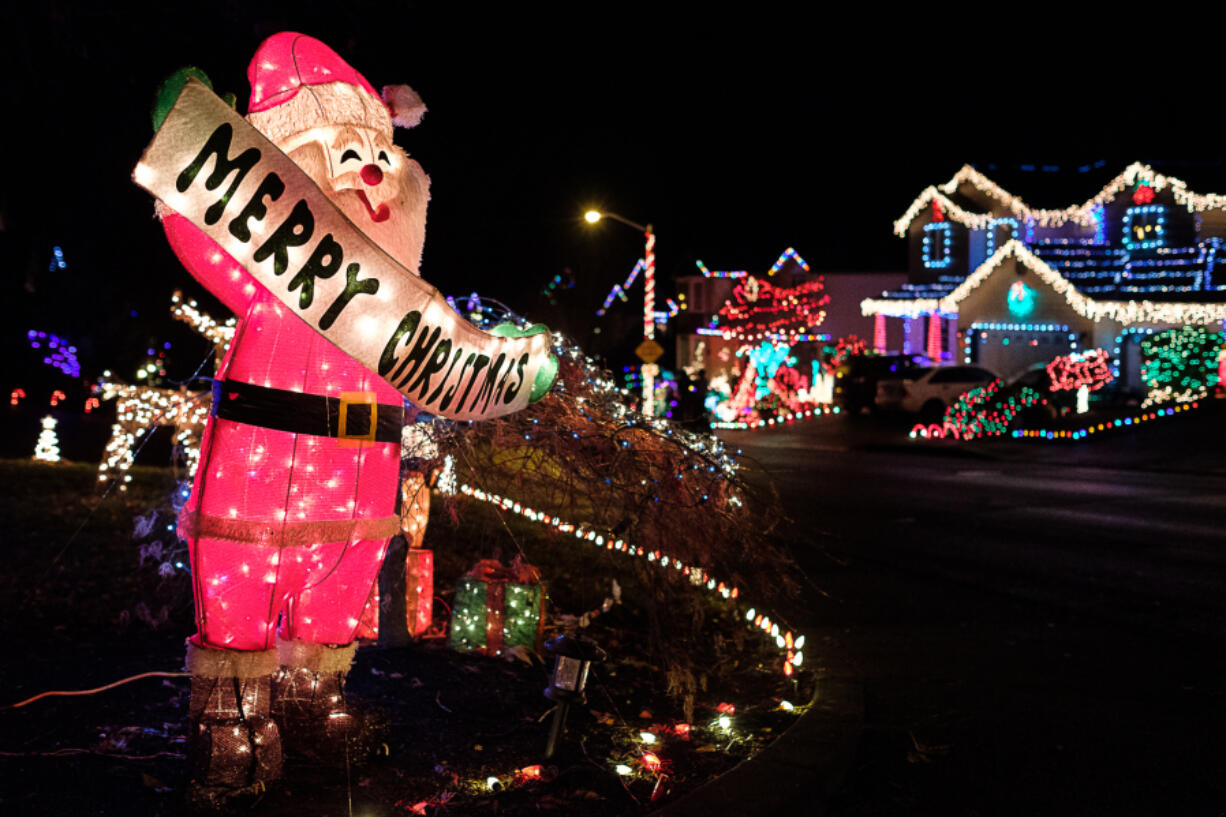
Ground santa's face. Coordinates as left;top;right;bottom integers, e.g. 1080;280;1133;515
278;125;430;275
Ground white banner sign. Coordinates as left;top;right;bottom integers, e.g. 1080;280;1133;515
134;79;555;421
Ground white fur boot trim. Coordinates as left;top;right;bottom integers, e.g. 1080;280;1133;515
276;638;358;674
186;643;279;679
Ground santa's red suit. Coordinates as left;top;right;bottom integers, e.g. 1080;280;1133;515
161;32;430;792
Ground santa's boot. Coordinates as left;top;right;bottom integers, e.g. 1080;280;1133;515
271;638;388;765
185;644;282;807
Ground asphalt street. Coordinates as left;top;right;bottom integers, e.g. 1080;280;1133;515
720;404;1226;816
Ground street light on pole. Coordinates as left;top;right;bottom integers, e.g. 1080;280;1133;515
584;210;659;418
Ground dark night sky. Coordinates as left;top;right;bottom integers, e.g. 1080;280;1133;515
4;3;1226;383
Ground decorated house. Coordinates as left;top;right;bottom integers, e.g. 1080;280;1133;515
862;164;1226;391
674;248;826;380
675;248;902;381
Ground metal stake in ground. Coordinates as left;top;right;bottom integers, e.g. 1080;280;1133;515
542;634;607;759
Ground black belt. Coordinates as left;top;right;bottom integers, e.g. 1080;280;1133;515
212;379;404;443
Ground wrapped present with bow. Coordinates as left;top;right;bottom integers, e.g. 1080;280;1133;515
449;556;544;656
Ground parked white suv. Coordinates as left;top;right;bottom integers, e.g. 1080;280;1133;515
875;365;998;421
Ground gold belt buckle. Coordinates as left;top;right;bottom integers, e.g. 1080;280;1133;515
338;392;378;446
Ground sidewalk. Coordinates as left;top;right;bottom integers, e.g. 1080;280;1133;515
652;675;863;817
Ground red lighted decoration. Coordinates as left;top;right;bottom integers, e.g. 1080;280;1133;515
516;764;544;783
406;547;434;637
716;275;830;343
1046;349;1114;392
10;388;25;407
1133;183;1156;205
926;315;943;362
400;471;436;637
931;200;945;222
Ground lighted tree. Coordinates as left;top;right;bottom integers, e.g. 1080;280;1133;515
1141;326;1225;408
33;415;61;463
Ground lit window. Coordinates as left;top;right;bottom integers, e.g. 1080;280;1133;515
923;222;953;269
1122;205;1166;251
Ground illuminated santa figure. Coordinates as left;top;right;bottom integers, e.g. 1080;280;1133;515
158;32;432;794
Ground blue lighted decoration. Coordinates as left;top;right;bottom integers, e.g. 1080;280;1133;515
1122;205;1166;251
1006;280;1037;318
922;222;953;269
972;321;1068;332
1090;203;1106;245
741;342;797;400
985;218;1019;258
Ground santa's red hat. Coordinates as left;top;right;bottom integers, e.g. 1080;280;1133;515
246;32;426;144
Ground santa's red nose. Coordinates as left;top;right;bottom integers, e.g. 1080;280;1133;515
360;164;383;186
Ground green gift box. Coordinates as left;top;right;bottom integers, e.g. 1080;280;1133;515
449;557;544;656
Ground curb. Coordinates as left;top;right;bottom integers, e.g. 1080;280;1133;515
650;675;863;817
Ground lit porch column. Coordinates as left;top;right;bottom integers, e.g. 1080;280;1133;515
873;313;887;353
926;313;943;362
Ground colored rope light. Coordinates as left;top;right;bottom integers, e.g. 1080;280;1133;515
540;269;575;305
765;247;811;276
696;259;747;279
454;483;802;676
709;404;839;430
644;231;656;341
1012;402;1202;440
596;259;644;316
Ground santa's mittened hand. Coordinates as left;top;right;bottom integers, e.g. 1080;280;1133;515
152;67;236;131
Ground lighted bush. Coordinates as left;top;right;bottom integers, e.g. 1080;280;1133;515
1141;326;1225;408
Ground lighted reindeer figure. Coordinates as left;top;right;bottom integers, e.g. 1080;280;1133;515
96;380;212;490
96;292;233;489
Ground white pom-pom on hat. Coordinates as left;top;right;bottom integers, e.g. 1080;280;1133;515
383;85;427;129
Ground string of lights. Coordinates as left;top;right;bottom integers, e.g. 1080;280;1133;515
862;240;1226;324
596;259;644;316
895;162;1226;236
1012;401;1203;440
170;290;235;361
710;404;840;430
449;482;803;677
27;330;81;378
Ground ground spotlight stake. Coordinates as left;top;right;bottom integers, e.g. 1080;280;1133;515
543;634;606;759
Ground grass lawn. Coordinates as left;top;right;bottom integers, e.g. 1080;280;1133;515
0;459;807;816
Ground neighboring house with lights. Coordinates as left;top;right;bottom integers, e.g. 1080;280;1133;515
862;164;1226;391
674;248;904;380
